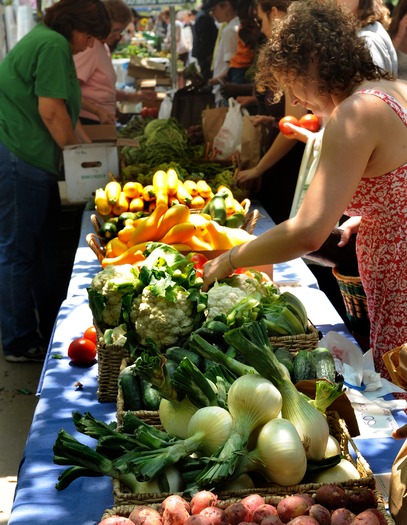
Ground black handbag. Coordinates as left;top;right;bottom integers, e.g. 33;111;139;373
170;84;215;129
305;228;359;275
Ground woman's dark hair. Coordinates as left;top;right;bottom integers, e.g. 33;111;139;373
388;0;407;37
255;0;391;101
256;0;293;16
43;0;111;41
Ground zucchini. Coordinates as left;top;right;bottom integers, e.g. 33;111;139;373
209;195;227;225
165;346;202;369
312;347;336;383
141;379;161;410
274;347;294;378
293;349;316;383
118;364;144;411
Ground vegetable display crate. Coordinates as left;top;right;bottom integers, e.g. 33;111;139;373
268;321;321;354
96;325;130;403
110;411;375;506
101;490;394;524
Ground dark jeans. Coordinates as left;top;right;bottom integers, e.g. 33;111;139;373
0;142;61;356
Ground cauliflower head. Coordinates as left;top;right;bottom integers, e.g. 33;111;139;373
130;286;196;348
206;284;246;321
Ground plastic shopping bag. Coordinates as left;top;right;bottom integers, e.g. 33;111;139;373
212;98;243;160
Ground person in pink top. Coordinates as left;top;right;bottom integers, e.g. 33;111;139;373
202;0;407;382
74;0;156;125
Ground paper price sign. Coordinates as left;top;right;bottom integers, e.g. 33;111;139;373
352;402;399;438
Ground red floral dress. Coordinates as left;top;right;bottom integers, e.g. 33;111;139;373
344;90;407;381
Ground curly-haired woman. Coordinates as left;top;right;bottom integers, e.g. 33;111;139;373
202;0;407;381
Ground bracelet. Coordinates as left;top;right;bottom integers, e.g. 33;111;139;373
228;247;237;272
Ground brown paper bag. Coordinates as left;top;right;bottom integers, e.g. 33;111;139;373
202;107;228;145
240;114;262;169
390;440;407;524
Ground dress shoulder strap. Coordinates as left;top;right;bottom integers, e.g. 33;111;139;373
354;89;407;125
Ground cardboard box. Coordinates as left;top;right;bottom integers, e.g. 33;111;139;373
62;125;119;203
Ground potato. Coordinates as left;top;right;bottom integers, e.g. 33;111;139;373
240;494;266;521
308;504;330;525
190;491;218;515
347;488;377;515
277;495;310;523
359;508;387;525
351;509;381;525
293;494;315;507
199;506;228;525
330;508;356;525
260;517;284;525
286;518;319;525
160;495;190;525
315;484;349;510
184;516;213;525
98;518;134;525
224;502;248;525
252;504;279;523
129;506;162;525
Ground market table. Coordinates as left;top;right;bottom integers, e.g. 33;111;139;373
8;205;407;525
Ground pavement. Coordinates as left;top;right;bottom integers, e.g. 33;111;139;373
0;356;43;525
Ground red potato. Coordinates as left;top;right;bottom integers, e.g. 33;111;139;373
286;517;319;525
293;495;315;507
98;518;134;525
129;506;162;525
261;517;284;525
308;504;330;525
277;495;310;523
224;502;248;525
160;496;190;525
347;488;377;515
199;506;228;525
315;485;349;511
252;504;279;523
330;508;356;525
190;491;219;514
240;494;266;521
351;509;381;525
358;508;387;525
184;516;214;525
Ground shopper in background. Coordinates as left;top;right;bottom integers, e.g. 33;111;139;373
74;0;156;126
389;0;407;79
202;0;407;382
0;0;110;363
206;0;240;105
162;8;191;66
191;1;218;81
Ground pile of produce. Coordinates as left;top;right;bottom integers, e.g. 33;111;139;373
98;487;386;525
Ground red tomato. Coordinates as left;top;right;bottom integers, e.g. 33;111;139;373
68;337;97;365
189;253;209;269
83;325;97;345
299;113;320;132
278;115;300;135
140;107;150;118
195;268;204;278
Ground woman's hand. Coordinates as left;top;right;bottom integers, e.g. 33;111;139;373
337;217;361;247
235;166;261;185
202;251;234;291
393;423;407;440
96;107;116;125
282;122;315;143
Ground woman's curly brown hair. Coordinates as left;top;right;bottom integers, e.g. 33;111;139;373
255;0;391;103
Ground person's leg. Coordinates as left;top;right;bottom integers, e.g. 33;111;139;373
0;143;53;360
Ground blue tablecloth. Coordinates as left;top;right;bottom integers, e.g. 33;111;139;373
8;206;406;525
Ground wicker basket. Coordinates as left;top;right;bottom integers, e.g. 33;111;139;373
96;326;129;403
382;344;407;390
268;322;321;354
332;268;370;337
111;410;375;506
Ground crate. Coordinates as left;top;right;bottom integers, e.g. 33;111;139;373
111;411;375;506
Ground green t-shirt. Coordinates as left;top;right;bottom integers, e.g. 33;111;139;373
0;24;81;175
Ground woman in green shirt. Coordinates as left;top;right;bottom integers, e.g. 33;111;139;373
0;0;110;362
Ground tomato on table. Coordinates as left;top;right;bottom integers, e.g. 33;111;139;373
68;337;97;365
83;325;97;345
278;115;300;135
299;113;321;132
